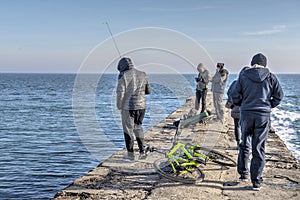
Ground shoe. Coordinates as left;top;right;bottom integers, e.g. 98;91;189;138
252;182;262;191
123;152;135;161
239;174;249;182
139;152;147;160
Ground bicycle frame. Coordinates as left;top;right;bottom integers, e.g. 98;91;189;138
147;111;212;175
188;144;211;162
151;112;236;183
166;142;199;174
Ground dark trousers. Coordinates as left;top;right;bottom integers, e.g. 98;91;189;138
238;111;270;184
233;118;241;142
195;89;207;112
121;109;145;153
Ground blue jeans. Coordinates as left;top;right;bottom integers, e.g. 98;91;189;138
238;111;270;184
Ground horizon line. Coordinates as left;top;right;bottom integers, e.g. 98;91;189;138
0;72;299;75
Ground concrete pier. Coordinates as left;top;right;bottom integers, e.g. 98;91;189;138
54;92;300;200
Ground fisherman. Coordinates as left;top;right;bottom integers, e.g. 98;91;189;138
211;63;229;123
230;53;283;190
116;57;151;160
195;63;211;113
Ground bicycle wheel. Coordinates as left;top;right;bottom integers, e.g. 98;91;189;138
194;147;237;167
154;158;204;184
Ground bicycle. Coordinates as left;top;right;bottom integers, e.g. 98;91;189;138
145;111;237;184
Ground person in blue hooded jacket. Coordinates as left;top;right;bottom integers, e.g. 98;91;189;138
230;53;283;191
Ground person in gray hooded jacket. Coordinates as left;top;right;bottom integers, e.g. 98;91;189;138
230;53;283;190
116;57;151;160
195;63;211;113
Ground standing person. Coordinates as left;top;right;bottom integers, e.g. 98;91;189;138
195;63;211;113
116;57;151;160
231;53;283;190
226;80;241;149
211;63;229;123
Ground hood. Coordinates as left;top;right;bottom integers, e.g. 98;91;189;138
117;57;134;72
197;63;205;72
243;67;270;83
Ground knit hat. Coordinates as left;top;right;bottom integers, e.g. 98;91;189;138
251;53;267;67
117;57;134;72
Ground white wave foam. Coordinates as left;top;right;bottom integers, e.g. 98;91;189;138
271;107;300;160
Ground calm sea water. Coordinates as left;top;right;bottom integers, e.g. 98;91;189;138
0;73;299;199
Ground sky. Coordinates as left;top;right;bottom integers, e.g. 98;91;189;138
0;0;299;73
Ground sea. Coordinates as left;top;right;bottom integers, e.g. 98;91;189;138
0;73;299;199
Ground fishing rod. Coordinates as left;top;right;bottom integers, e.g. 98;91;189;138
103;21;122;58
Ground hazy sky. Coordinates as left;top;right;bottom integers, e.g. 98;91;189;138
1;0;299;73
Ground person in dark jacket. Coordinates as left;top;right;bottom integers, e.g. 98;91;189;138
226;80;241;149
116;57;151;160
195;63;211;113
212;63;229;123
230;53;283;191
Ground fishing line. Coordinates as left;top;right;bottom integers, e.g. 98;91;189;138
104;21;122;58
